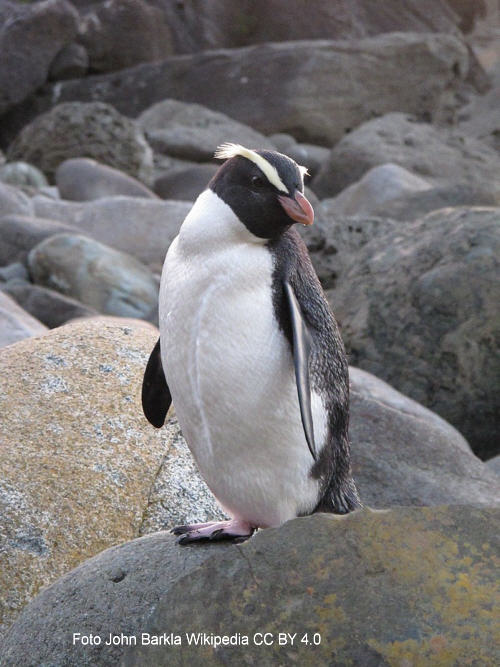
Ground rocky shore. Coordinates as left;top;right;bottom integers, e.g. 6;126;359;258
0;1;498;663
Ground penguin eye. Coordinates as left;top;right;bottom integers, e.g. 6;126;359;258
251;175;265;189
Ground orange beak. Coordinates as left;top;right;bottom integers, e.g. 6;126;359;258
278;190;314;226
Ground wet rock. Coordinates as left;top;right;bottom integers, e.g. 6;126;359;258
7;102;154;185
28;234;159;321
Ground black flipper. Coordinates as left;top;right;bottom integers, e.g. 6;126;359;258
283;280;317;461
141;338;171;428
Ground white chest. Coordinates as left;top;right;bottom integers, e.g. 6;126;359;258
158;191;321;526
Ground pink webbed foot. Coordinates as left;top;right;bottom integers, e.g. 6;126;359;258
171;519;255;545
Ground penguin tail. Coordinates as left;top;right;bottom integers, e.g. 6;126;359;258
314;477;362;515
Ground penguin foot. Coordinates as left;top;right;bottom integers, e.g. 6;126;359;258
171;519;255;545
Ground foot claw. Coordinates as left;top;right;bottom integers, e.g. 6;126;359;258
172;519;255;545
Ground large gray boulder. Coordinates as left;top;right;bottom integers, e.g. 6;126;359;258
330;207;500;460
349;368;498;506
152;0;470;53
0;214;76;266
0;0;79;116
55;159;158;202
34;33;469;145
0;318;224;641
28;234;159;321
0;318;168;639
137;99;275;161
1;507;497;666
7;102;154;185
312;112;500;197
31;196;191;268
77;0;174;73
0;291;47;349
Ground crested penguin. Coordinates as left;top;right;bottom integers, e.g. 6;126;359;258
142;143;361;544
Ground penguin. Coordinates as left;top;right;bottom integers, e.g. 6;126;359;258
142;142;361;544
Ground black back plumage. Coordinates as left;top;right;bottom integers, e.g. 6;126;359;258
268;227;361;514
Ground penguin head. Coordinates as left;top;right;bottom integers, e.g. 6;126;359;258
209;143;314;240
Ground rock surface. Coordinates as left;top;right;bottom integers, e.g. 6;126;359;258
313;113;500;197
153;164;216;201
143;0;470;54
0;162;48;189
77;0;174;73
0;183;33;219
48;42;89;81
0;531;232;666
3;507;497;666
330;207;500;460
0;291;47;349
56;158;158;202
138;99;274;161
7;102;154;185
367;183;497;221
28;234;159;321
35;33;469;145
138;368;499;514
0;214;76;266
349;368;499;507
0;0;79;116
31;196;190;267
321;163;432;215
2;281;99;329
138;413;226;535
0;318;167;639
307;214;399;289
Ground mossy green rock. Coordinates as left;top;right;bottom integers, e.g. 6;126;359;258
126;506;498;666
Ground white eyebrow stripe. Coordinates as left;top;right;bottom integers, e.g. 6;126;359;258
214;142;289;193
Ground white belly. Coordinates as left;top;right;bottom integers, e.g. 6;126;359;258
159;191;321;527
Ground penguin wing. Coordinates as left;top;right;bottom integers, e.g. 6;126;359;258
283;280;317;461
141;338;171;428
